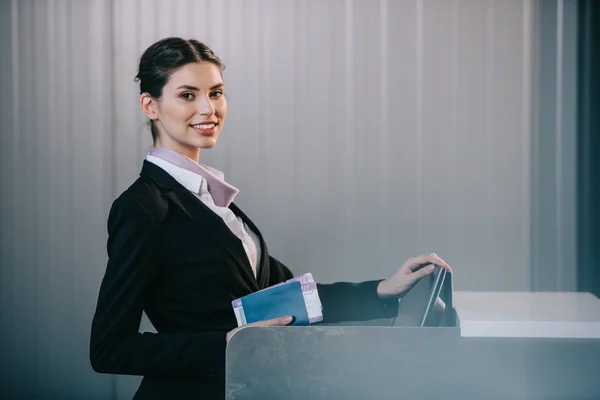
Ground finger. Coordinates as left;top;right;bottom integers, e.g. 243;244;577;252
404;254;433;272
429;253;452;272
264;316;294;326
253;316;294;327
408;253;451;272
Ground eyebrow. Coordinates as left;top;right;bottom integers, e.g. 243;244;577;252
176;83;224;91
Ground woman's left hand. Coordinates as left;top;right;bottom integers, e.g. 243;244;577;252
377;253;452;299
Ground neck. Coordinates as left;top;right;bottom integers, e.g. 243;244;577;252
188;148;201;163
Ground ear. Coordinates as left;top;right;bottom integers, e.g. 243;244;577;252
140;93;159;120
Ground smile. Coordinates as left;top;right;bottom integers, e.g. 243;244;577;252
190;122;217;136
190;123;216;130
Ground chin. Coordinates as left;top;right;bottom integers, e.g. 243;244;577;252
197;137;218;149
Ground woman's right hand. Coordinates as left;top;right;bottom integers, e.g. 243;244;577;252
226;316;293;344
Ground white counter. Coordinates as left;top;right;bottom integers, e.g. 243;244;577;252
454;291;600;339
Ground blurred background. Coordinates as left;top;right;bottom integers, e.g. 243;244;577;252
0;0;598;398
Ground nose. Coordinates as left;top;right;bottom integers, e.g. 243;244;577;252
197;94;216;117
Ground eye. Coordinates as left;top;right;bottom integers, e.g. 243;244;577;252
180;92;195;101
210;90;224;98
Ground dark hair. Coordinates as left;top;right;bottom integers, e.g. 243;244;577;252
134;37;225;143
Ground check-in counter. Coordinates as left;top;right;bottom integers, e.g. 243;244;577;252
226;292;600;399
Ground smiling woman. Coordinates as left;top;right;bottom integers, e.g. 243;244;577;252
135;38;227;160
89;37;451;400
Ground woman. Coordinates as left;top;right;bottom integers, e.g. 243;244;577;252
89;37;451;400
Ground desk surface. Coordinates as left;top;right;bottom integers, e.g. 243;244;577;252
454;291;600;339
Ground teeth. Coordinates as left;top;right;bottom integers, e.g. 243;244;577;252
191;123;215;130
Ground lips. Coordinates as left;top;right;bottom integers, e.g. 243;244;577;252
190;122;217;136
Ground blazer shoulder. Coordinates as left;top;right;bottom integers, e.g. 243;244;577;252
111;177;169;226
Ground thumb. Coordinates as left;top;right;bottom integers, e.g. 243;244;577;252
254;316;294;327
414;264;435;280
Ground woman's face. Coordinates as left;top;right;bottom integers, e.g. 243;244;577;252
141;62;227;159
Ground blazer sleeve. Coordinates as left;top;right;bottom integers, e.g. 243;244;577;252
268;256;398;324
90;195;227;379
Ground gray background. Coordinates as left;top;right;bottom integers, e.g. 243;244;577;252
0;0;579;398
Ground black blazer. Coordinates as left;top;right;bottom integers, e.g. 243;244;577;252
90;161;398;400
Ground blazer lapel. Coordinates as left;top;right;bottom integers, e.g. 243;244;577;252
140;161;260;291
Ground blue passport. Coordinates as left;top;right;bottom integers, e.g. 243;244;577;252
240;280;310;326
